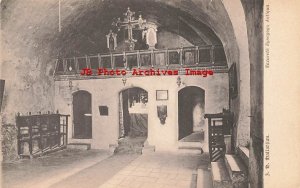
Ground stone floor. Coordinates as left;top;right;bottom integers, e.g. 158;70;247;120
49;154;139;188
98;152;210;188
2;150;210;188
1;149;112;188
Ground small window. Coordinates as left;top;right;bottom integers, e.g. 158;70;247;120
99;106;108;116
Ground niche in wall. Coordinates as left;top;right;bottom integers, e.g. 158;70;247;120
178;86;205;140
99;106;109;116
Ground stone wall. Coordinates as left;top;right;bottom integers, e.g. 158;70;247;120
241;1;264;188
1;0;57;161
1;124;18;161
222;0;251;148
156;30;193;49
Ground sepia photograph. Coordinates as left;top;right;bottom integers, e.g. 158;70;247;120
3;0;296;188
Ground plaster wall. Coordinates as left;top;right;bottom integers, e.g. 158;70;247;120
160;0;251;147
241;1;264;187
54;74;228;151
222;0;251;147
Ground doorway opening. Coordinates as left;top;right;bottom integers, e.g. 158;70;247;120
178;86;205;142
72;90;92;139
117;87;148;153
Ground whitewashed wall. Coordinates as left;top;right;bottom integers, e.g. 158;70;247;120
54;74;229;151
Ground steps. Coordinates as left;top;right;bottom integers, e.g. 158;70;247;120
210;152;248;188
211;160;232;188
178;141;203;154
237;146;249;168
179;131;204;142
224;155;248;187
142;145;155;154
67;143;91;150
109;144;117;154
197;168;213;188
114;136;146;154
178;141;203;148
178;147;203;154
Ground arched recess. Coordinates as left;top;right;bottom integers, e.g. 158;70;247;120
72;90;92;139
178;86;205;141
118;87;149;140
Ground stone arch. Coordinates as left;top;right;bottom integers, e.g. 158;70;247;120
178;86;205;141
72;90;92;139
118;86;149;139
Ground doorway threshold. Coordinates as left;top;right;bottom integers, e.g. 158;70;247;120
179;131;204;142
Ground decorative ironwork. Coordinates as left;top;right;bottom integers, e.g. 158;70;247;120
112;7;147;50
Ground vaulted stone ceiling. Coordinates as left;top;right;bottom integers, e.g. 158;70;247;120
1;0;235;59
54;0;223;56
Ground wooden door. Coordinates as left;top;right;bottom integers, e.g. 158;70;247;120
178;86;205;140
178;89;194;140
73;91;92;139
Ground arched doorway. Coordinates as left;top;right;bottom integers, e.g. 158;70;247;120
72;90;92;139
117;87;148;153
178;86;205;141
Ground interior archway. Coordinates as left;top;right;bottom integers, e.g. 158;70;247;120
178;86;205;142
117;87;148;153
72;90;92;139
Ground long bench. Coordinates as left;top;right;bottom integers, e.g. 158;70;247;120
209;148;249;188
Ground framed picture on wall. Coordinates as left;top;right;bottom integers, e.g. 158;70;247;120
99;106;108;116
156;90;168;101
229;63;238;99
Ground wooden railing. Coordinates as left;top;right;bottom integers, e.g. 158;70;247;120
16;113;69;158
205;109;233;162
54;45;227;79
